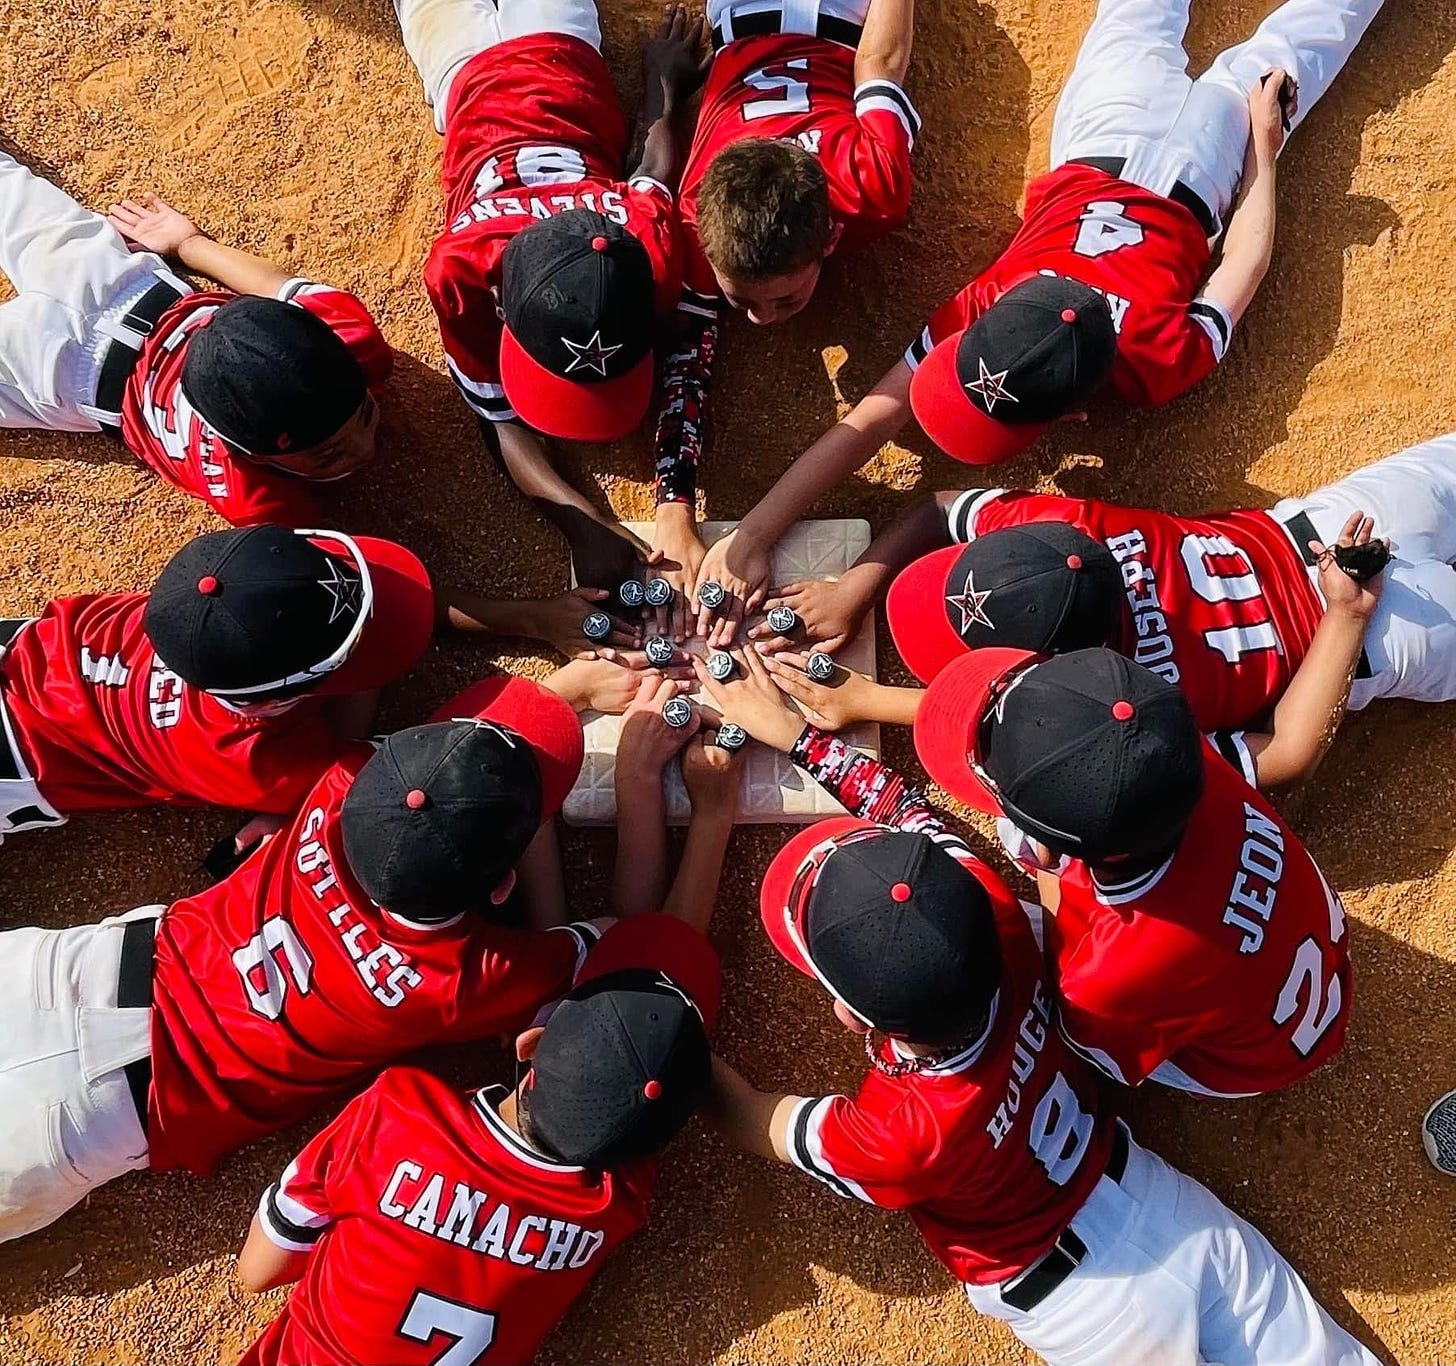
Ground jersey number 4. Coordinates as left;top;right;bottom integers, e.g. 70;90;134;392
743;59;811;120
399;1290;498;1366
1073;201;1145;258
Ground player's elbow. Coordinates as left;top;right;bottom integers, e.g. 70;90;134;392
235;1257;273;1295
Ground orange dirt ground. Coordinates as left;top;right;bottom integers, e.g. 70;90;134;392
1;0;1455;1361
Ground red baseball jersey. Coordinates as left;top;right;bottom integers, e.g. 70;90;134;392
1047;745;1352;1098
0;592;343;814
784;879;1116;1284
423;35;681;424
121;279;393;526
242;1067;654;1366
678;34;918;296
905;164;1230;409
947;488;1326;730
147;746;598;1174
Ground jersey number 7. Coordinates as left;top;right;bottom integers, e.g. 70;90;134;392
398;1290;498;1365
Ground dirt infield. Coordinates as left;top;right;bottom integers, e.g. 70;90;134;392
1;0;1455;1361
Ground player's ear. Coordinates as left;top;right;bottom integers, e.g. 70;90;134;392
824;221;845;258
515;1025;546;1062
490;869;518;905
832;998;871;1034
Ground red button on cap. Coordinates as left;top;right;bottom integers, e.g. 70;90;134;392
405;788;429;810
591;235;609;252
1111;700;1135;721
643;1079;663;1100
1066;554;1083;570
1061;308;1078;323
197;575;220;595
890;882;913;903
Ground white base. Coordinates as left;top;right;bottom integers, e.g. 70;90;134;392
563;519;880;826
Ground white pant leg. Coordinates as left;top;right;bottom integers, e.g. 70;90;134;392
966;1135;1379;1366
708;0;873;35
1049;0;1194;169
395;0;604;133
0;151;170;430
1272;434;1456;708
0;907;157;1244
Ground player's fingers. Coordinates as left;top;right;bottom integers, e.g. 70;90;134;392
750;634;794;655
769;649;812;672
122;198;149;215
694;702;726;730
1336;510;1363;545
605;628;638;648
604;649;657;671
743;584;767;617
738;639;773;684
1355;515;1375;546
761;656;817;705
689;653;720;699
710;603;742;649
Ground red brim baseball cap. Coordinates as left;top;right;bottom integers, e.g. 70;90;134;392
316;535;435;697
914;648;1038;813
575;912;722;1034
432;675;584;822
886;544;979;683
910;334;1051;466
499;326;655;444
760;817;879;981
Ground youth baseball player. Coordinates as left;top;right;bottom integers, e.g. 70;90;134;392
400;0;706;593
0;157;391;525
0;673;624;1243
651;0;918;637
691;0;1386;638
0;525;432;834
234;713;741;1365
915;647;1353;1099
708;817;1378;1364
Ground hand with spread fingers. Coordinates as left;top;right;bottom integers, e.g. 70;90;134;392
651;503;706;644
541;587;644;656
691;643;805;752
1311;509;1386;620
682;731;742;817
618;675;702;776
544;656;684;716
694;527;774;648
749;574;872;654
760;651;925;729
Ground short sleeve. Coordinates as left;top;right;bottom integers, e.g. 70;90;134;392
209;458;320;529
905;280;985;371
854;80;921;149
943;489;1010;543
621;181;684;316
422;240;514;423
281;281;394;392
447;921;599;1041
783;1090;935;1209
257;1087;375;1251
1207;730;1258;787
1134;307;1224;408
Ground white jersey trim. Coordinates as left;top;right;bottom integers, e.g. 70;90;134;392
1208;729;1257;788
945;488;1008;543
258;1160;332;1252
904;323;934;371
446;354;516;422
1146;1057;1259;1099
627;174;674;201
853;79;922;147
1188;297;1234;363
472;1085;588;1173
785;1096;874;1205
1090;851;1175;906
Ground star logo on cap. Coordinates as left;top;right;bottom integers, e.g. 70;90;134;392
317;560;363;624
946;569;994;636
965;357;1019;413
562;331;622;377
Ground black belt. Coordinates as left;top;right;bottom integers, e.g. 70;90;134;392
117;916;157;1131
1001;1124;1128;1313
1070;155;1217;239
711;8;863;50
91;280;188;422
1281;511;1373;680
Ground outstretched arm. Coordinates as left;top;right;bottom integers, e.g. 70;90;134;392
107;195;291;298
237;1214;309;1293
854;0;914;88
668;734;742;934
1198;70;1289;328
631;6;711;189
704;1056;802;1163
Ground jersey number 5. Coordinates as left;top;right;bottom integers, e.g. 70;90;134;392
1073;201;1145;258
743;59;811;121
399;1290;498;1366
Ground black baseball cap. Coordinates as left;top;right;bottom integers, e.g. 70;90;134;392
341;717;546;920
887;524;1122;682
525;915;720;1168
909;277;1117;465
915;647;1205;862
143;525;434;700
499;210;658;444
760;820;1004;1042
181;296;368;456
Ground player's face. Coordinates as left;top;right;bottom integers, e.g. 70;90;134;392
714;261;824;326
257;393;380;482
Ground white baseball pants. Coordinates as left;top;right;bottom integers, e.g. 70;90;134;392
1049;0;1386;233
394;0;605;133
0;151;177;431
706;0;874;38
0;907;157;1243
966;1131;1380;1366
1270;433;1456;709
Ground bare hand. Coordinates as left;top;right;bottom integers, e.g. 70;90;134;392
651;504;706;643
759;651;880;729
546;656;683;715
1250;68;1295;160
643;4;710;104
695;527;774;648
567;515;658;596
1312;510;1385;622
749;576;868;654
618;675;700;777
533;587;643;656
105;194;205;258
682;731;742;816
234;812;287;854
692;644;805;752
